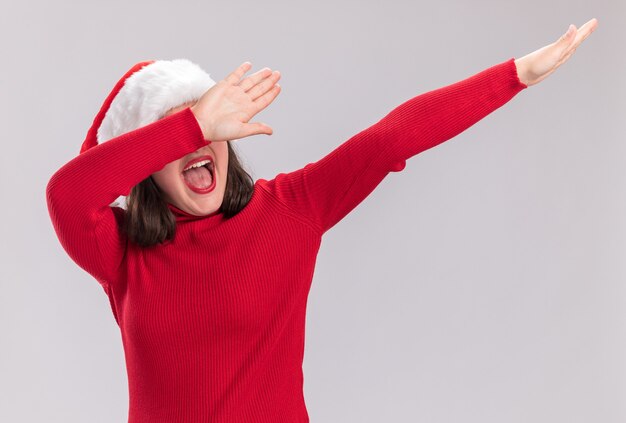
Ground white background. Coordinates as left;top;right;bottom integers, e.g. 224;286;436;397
1;0;623;421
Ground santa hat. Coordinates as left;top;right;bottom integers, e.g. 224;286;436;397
80;58;216;154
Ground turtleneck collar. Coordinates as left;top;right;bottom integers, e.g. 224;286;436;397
166;202;224;223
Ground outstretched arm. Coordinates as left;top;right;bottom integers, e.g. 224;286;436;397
259;19;598;236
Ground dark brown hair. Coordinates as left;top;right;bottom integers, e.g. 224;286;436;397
123;141;254;248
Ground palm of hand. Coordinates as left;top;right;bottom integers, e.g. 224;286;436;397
516;18;598;87
191;63;282;142
204;82;260;140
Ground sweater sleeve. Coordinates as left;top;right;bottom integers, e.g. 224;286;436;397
46;107;209;287
257;57;528;235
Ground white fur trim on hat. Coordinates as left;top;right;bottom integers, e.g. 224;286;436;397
97;58;216;143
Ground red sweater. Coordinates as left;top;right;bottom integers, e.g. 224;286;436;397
46;58;527;422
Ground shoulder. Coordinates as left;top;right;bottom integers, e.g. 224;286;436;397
253;178;322;236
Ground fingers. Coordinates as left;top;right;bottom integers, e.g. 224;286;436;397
245;121;274;137
571;18;598;49
253;83;282;112
225;61;252;85
237;67;273;92
558;18;598;53
558;24;576;47
226;61;281;104
247;70;281;101
221;61;281;138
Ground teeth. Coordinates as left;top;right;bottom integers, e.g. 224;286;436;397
183;159;212;172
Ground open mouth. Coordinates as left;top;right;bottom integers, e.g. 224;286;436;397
181;155;216;194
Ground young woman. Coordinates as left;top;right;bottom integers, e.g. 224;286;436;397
46;18;597;423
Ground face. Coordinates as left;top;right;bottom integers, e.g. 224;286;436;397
150;101;229;216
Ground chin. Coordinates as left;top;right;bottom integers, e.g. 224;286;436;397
187;192;223;214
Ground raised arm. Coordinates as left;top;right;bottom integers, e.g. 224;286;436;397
46;61;284;288
258;57;526;235
46;107;209;287
258;19;598;235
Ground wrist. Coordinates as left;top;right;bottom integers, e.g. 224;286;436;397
189;105;211;142
514;57;530;87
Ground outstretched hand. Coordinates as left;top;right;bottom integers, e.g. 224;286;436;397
190;62;282;142
515;18;598;87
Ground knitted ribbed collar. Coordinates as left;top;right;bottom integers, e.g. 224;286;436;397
166;202;224;223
